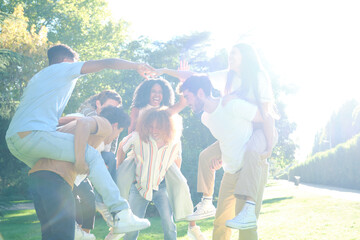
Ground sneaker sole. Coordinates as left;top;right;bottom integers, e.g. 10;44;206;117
186;210;216;221
225;220;257;230
113;222;151;234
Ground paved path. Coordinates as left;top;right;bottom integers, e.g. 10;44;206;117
273;179;360;201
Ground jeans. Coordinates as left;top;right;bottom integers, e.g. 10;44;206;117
6;131;129;213
94;151;118;203
73;178;96;230
29;171;75;240
101;151;117;181
124;182;177;240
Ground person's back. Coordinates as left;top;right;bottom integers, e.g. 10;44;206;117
6;62;84;138
201;98;257;173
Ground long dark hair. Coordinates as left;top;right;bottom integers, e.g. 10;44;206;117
226;43;266;116
131;78;175;109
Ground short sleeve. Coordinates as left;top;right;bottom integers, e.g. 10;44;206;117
92;116;112;138
226;99;258;121
258;72;274;103
63;61;85;80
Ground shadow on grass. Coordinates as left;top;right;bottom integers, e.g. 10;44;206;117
262;197;293;205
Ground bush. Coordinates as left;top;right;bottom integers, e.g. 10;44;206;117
289;134;360;189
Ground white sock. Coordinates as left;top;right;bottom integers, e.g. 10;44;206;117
203;196;213;202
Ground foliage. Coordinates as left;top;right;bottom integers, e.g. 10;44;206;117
0;2;297;200
0;6;48;197
312;99;359;155
0;4;49;103
289;133;360;189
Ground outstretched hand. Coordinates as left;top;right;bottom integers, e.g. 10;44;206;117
177;60;190;83
136;63;157;79
154;68;165;77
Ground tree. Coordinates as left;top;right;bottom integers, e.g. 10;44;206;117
312;99;358;155
0;5;50;197
0;4;49;105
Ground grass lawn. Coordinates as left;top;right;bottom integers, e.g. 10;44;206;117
1;180;359;240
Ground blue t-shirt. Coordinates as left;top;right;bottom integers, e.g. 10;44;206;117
6;62;85;138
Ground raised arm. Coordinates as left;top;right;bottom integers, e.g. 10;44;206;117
167;94;187;115
74;117;98;174
156;68;194;82
81;58;156;79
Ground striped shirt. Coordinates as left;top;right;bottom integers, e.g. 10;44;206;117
121;132;181;201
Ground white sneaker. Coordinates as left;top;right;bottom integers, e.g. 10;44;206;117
225;203;257;230
187;225;207;240
112;208;151;234
186;198;216;221
96;201;113;227
104;227;124;240
74;223;96;240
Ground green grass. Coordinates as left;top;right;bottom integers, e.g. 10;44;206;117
0;209;40;240
257;181;360;240
1;180;359;240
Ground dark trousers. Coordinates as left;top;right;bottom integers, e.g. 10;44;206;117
73;178;96;229
29;171;75;240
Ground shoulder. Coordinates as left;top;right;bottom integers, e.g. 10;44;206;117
56;61;85;71
91;116;112;136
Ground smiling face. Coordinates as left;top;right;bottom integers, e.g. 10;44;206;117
149;83;163;107
149;120;162;141
183;89;204;114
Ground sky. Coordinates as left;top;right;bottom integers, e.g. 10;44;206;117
107;0;360;161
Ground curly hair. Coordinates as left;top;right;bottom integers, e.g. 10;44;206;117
136;107;182;145
131;78;175;109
